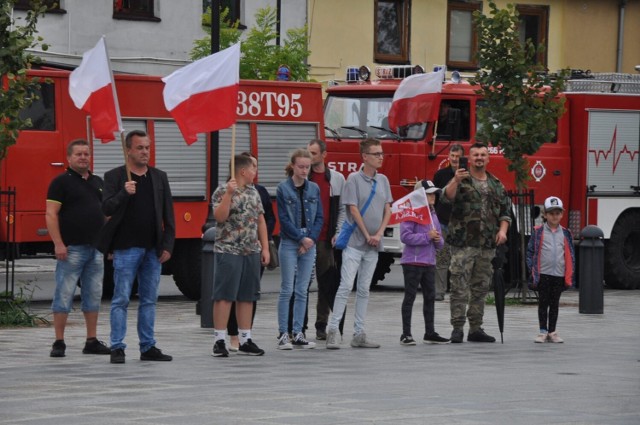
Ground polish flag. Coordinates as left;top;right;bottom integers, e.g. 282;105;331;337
389;188;433;225
387;69;444;132
69;37;123;142
162;43;240;144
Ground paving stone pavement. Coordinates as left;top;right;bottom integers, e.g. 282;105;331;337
1;287;639;425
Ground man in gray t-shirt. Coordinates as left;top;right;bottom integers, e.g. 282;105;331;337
326;138;392;349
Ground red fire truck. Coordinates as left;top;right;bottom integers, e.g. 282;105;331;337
1;68;325;299
322;66;640;289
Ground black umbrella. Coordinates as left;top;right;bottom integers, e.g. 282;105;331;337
492;244;508;344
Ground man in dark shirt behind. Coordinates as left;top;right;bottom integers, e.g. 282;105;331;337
99;130;175;364
46;139;110;358
432;144;464;301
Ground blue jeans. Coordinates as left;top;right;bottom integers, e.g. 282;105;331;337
328;246;378;335
51;245;103;313
110;247;161;352
277;237;316;335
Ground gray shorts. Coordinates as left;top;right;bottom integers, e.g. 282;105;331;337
213;252;261;302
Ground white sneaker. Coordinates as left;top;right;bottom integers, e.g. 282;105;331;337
326;329;340;350
277;333;293;350
534;333;547;343
548;332;564;343
350;332;380;348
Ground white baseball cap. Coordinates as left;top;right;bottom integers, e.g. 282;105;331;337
544;196;564;212
421;180;441;194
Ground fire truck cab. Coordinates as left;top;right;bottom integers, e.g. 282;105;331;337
323;65;640;289
1;69;325;299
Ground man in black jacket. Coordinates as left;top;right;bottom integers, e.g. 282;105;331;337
99;130;175;364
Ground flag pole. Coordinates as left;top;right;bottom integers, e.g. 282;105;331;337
230;123;236;177
101;35;130;181
119;131;131;181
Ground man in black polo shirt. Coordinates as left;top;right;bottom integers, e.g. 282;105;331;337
99;130;175;364
46;139;110;358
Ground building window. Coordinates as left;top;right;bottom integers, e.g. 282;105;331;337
516;5;549;67
13;0;65;13
446;1;481;70
374;0;410;64
113;0;160;22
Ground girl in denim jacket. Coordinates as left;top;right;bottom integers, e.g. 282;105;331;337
276;149;323;350
399;180;449;346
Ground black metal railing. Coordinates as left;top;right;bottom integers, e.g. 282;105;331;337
1;187;17;299
506;189;537;301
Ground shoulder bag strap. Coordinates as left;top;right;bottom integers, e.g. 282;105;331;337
359;179;377;217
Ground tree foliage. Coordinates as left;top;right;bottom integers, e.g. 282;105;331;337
191;6;310;81
472;1;568;190
0;0;49;161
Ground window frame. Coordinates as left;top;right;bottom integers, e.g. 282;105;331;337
446;1;482;71
13;0;65;13
113;0;160;22
516;4;549;67
374;0;411;64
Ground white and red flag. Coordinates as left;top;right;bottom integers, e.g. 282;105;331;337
162;43;240;144
69;36;123;142
389;188;433;225
387;69;445;131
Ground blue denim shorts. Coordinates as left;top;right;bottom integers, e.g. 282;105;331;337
51;245;104;313
213;252;261;302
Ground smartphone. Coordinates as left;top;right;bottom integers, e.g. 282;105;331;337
459;156;468;170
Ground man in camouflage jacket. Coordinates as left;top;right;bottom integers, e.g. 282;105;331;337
441;143;511;343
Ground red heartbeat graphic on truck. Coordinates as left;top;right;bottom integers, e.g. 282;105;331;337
589;126;639;173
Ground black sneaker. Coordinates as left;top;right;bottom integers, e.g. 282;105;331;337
50;340;66;358
316;329;327;341
140;346;173;361
450;329;464;344
423;333;450;344
212;340;229;357
400;335;416;346
110;348;125;364
83;338;111;355
292;332;316;349
238;339;265;356
467;328;496;343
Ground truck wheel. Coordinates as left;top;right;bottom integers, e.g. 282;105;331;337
370;252;395;288
605;210;640;289
171;239;202;300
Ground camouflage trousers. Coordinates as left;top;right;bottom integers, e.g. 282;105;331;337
449;246;495;332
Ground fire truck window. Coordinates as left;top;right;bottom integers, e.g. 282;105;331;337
18;83;56;132
325;95;393;139
436;100;469;141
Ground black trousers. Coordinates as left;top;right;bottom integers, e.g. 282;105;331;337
537;274;564;333
401;264;436;337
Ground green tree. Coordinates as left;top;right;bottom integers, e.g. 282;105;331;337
191;6;310;81
472;1;567;190
0;0;49;161
472;1;568;299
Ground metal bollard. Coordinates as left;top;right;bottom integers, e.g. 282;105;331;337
199;227;217;328
579;225;604;314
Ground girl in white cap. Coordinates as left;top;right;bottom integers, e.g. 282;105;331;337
526;196;576;343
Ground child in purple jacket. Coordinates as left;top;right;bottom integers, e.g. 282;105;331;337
399;180;449;345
